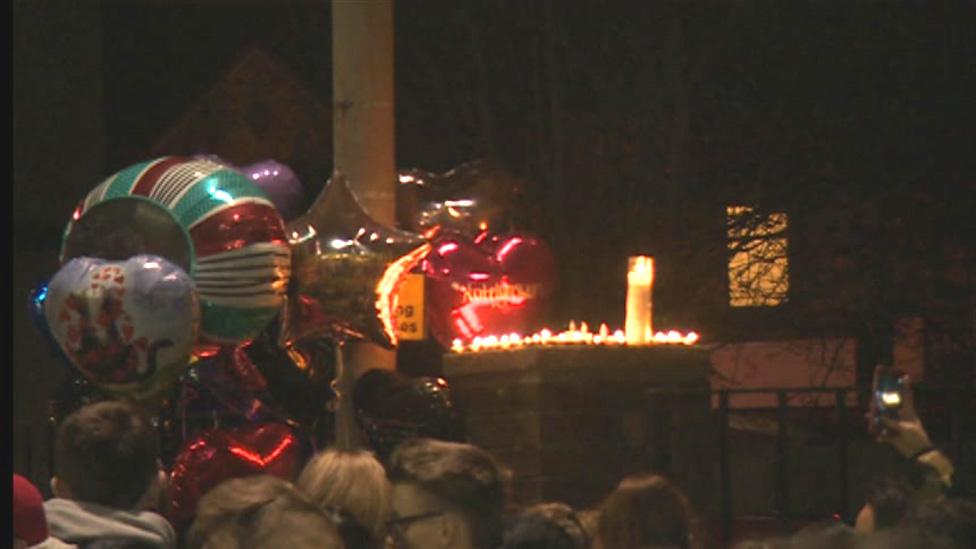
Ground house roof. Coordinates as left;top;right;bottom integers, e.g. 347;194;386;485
151;45;332;171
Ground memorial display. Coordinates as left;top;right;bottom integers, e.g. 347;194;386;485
31;154;706;521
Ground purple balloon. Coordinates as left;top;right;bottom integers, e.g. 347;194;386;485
239;160;305;221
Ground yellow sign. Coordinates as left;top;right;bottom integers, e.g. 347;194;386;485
394;273;426;341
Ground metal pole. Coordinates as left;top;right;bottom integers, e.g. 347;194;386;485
776;390;790;530
835;389;849;519
332;0;398;447
718;391;732;544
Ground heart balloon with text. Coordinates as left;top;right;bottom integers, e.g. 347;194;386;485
422;231;556;348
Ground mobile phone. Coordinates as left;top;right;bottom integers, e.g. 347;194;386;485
871;366;906;434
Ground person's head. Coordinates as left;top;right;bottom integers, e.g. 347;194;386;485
386;438;510;549
186;475;343;549
857;525;957;549
854;474;913;533
13;474;49;548
787;521;858;549
297;448;392;541
51;400;164;510
732;540;786;549
903;497;976;549
594;474;700;549
502;502;589;549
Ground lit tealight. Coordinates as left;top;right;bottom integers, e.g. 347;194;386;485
450;323;699;353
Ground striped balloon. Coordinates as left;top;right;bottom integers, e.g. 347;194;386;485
61;157;291;346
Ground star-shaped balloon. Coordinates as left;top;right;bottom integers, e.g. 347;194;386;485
396;159;522;237
281;171;431;349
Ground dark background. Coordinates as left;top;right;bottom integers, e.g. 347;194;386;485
13;0;975;497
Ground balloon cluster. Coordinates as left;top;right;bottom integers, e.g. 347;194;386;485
31;155;555;532
32;156;434;532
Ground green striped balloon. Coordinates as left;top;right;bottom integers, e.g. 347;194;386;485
61;156;292;347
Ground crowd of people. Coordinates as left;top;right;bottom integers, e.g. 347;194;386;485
13;380;973;549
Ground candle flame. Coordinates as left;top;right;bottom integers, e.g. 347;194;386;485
450;321;699;353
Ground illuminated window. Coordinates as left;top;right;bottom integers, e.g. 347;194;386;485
727;206;789;307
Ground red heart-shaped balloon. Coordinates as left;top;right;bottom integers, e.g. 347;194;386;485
481;232;558;292
423;231;556;348
166;422;300;532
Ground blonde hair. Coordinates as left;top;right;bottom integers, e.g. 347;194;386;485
186;475;342;549
297;448;392;539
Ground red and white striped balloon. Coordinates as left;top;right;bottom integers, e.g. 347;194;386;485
61;156;291;348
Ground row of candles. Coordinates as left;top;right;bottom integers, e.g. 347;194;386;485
448;256;700;353
450;321;699;353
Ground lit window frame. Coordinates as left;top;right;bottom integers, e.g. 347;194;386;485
727;205;790;307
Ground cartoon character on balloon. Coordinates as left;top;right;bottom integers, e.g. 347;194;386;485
31;155;556;534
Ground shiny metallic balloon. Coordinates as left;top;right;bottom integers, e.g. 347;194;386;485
353;370;463;460
166;422;301;532
239;160;306;222
282;171;431;349
193;156;307;222
396;159;521;237
423;230;557;347
44;255;199;404
61;156;292;349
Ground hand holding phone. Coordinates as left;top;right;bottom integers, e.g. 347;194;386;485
868;365;933;458
870;365;907;436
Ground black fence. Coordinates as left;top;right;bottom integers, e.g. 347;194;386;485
645;384;974;544
714;387;855;543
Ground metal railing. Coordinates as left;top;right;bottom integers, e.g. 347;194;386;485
646;384;973;545
714;387;854;543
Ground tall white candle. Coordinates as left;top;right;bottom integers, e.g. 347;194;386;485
625;256;654;345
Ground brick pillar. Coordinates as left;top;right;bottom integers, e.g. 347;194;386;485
443;346;713;511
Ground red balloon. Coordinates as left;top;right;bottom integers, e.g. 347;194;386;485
480;232;559;292
166;422;301;532
423;230;557;348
